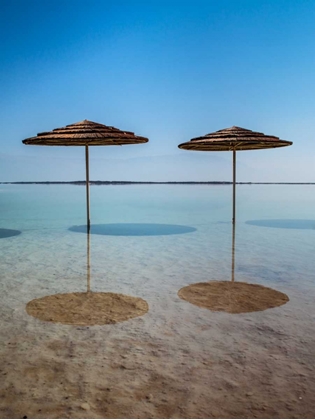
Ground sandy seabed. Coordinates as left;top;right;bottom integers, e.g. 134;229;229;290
1;283;315;419
26;292;149;326
178;281;289;314
1;228;315;419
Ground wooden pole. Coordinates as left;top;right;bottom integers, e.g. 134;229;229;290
85;145;90;231
231;149;236;282
232;149;236;225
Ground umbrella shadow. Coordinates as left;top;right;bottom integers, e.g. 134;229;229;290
246;219;315;230
69;223;197;236
0;228;21;239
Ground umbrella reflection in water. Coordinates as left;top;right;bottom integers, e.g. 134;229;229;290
26;227;149;326
26;221;198;325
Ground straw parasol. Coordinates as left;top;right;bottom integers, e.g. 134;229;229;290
178;126;292;281
179;126;292;224
22;120;149;230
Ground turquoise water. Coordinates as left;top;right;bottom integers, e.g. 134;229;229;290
0;183;315;302
1;184;315;417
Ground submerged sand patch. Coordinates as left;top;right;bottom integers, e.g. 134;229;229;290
26;292;149;325
178;281;289;313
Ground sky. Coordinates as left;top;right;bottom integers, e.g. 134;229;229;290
0;0;314;182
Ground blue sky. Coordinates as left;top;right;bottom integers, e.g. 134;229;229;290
0;0;314;182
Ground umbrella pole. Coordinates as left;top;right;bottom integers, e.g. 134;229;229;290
231;149;236;282
232;149;236;224
85;145;91;232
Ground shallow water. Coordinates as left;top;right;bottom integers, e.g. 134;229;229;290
1;183;314;296
1;184;315;418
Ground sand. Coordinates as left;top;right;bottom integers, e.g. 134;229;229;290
1;246;315;420
178;281;289;313
1;284;315;419
26;292;149;326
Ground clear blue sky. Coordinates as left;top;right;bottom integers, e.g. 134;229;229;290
0;0;314;182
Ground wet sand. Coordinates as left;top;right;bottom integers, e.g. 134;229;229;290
26;292;149;325
178;281;289;314
1;213;315;418
1;280;315;419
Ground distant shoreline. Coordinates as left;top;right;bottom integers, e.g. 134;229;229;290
0;181;314;185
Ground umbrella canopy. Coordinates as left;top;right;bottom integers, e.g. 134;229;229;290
22;119;148;146
178;126;292;151
23;120;148;229
178;126;293;281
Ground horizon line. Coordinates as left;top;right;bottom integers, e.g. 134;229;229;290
1;181;315;185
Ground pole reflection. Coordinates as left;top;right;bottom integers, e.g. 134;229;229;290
87;228;91;293
231;220;236;282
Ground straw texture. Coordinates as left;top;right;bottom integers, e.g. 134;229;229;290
178;126;292;151
22;120;149;146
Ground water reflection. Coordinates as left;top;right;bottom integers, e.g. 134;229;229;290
26;231;149;326
246;219;315;230
178;220;289;313
69;223;197;236
0;228;21;239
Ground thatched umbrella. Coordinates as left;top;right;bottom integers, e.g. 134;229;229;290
178;126;292;281
179;126;292;223
22;120;149;230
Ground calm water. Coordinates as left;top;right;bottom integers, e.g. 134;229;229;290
1;183;315;418
0;183;314;300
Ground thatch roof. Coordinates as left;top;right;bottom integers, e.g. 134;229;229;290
178;126;292;151
22;120;149;146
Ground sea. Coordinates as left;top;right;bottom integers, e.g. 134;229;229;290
1;183;315;417
0;183;314;300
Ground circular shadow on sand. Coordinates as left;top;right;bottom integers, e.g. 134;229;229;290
0;228;21;239
69;223;197;236
178;281;289;314
26;292;149;326
246;219;315;230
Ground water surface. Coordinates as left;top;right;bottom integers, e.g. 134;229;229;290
1;184;315;418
